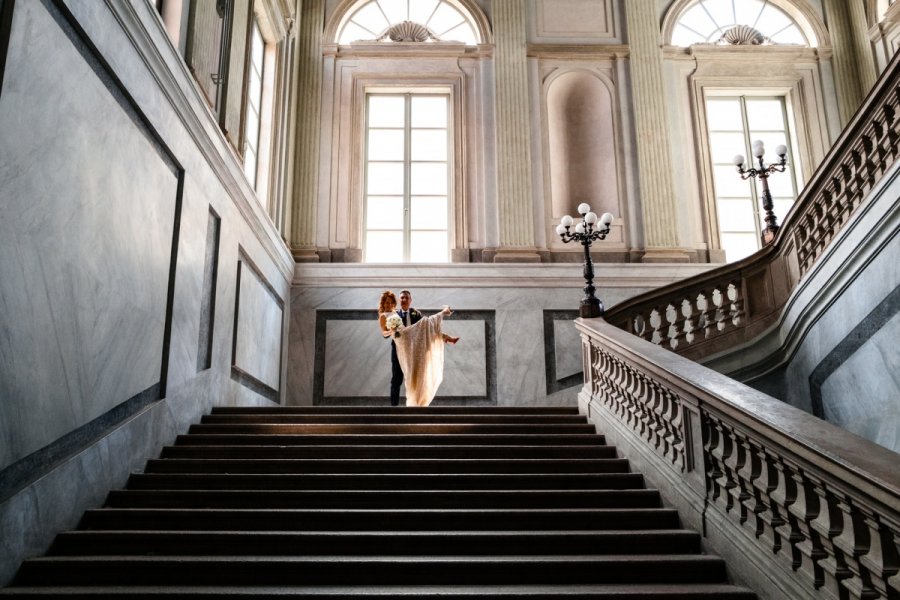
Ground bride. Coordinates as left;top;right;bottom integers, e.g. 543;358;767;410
378;290;453;407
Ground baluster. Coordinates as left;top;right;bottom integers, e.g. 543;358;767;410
649;307;663;346
810;486;850;597
711;287;726;333
855;509;900;600
723;430;748;522
788;470;824;582
832;495;874;600
664;303;679;350
751;445;778;540
729;281;744;328
680;297;694;347
769;455;798;555
734;435;760;528
702;415;724;503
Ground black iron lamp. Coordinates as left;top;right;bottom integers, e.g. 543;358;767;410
556;204;614;318
733;140;788;244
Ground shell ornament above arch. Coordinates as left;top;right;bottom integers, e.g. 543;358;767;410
332;0;487;45
719;25;770;45
379;21;438;43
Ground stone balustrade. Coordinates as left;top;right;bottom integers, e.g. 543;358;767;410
576;317;900;600
604;50;900;360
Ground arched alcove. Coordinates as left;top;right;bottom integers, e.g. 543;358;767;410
547;71;619;229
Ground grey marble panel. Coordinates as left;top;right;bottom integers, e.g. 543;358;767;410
323;320;486;398
554;321;582;380
0;0;179;470
232;252;284;394
312;308;496;405
820;312;900;452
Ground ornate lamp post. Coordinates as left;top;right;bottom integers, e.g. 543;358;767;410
734;140;788;244
556;204;614;318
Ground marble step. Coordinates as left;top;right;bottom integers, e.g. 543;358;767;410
49;530;702;556
79;508;682;532
159;444;618;459
200;414;590;424
210;407;582;415
12;555;729;586
103;489;663;510
125;473;645;491
187;423;598;435
173;434;605;446
0;583;758;598
143;458;631;474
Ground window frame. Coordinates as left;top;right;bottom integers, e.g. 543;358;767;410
362;91;452;263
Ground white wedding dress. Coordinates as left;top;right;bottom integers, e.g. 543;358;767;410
394;313;445;407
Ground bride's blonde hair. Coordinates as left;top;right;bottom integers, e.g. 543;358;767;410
378;290;397;314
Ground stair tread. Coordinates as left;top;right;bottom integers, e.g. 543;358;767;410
26;554;726;563
0;583;757;595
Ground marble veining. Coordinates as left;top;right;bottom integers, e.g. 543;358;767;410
233;255;284;392
0;0;177;470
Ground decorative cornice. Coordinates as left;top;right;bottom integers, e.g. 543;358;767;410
526;43;629;59
323;42;492;59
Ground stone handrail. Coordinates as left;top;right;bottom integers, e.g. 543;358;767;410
604;50;900;360
575;317;900;600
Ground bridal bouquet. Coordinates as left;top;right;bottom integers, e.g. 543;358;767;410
385;314;403;338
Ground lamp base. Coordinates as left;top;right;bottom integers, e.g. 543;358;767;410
580;299;603;319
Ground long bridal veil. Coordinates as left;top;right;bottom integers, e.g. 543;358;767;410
394;313;444;407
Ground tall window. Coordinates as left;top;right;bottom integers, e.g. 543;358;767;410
364;93;450;263
243;20;264;187
706;96;799;261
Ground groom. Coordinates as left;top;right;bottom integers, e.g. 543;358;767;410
390;290;421;406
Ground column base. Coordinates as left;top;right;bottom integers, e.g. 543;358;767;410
639;248;696;263
489;248;543;263
292;246;321;263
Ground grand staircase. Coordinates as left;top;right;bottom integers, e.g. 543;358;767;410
2;406;756;598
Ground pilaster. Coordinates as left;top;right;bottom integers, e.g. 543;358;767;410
492;0;540;263
624;0;688;262
824;0;878;125
290;0;324;262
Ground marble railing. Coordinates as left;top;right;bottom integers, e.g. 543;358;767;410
604;50;900;360
576;318;900;600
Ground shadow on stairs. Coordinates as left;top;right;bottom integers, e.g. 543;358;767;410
1;406;756;598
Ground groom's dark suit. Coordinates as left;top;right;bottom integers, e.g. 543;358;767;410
390;307;422;406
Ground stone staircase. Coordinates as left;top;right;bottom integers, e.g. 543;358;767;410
1;406;756;598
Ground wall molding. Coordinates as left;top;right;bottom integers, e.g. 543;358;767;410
313;309;498;405
543;310;582;394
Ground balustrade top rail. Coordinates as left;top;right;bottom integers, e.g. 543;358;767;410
605;50;900;360
576;317;900;600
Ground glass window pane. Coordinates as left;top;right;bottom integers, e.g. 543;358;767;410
705;99;742;131
410;0;440;24
368;129;405;161
411;130;447;161
746;99;785;131
368;96;405;127
410;231;448;263
411;96;447;128
245;113;260;152
410;163;447;195
378;0;408;25
672;24;703;46
747;134;788;160
441;22;477;44
251;25;264;69
427;2;464;35
410;196;448;229
703;0;736;29
734;0;765;27
366;231;404;263
756;5;791;36
339;21;375;43
772;27;806;45
713;165;752;197
243;148;257;183
366;196;404;230
709;132;746;164
721;233;760;262
717;198;756;232
679;5;717;39
765;167;795;197
367;162;405;195
353;2;390;34
248;72;262;111
774;199;795;223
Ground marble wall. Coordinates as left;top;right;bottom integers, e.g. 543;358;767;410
288;263;715;406
0;0;292;584
705;160;900;453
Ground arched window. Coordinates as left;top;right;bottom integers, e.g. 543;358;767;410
337;0;481;45
671;0;808;47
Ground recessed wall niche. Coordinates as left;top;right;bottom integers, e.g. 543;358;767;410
546;70;621;247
